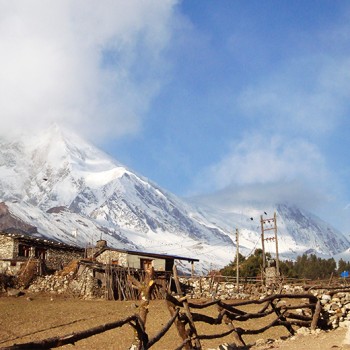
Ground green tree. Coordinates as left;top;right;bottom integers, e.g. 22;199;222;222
220;249;270;278
337;259;350;276
240;249;264;277
220;251;337;280
292;254;336;279
279;260;298;278
220;253;245;276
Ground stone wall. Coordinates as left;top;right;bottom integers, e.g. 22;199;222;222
312;290;350;329
0;260;26;276
180;277;263;300
0;234;83;273
0;248;83;274
28;264;103;299
96;251;128;266
180;277;350;330
45;248;83;271
0;236;15;259
95;250;168;271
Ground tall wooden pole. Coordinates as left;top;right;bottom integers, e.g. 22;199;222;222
260;212;280;284
236;228;239;291
274;212;280;274
260;215;266;271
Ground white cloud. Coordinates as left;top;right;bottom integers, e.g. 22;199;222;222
192;180;328;213
0;0;177;139
192;134;336;216
198;21;350;222
237;56;350;136
205;134;327;190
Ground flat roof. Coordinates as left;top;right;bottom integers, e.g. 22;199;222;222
0;230;84;251
0;231;199;262
95;247;199;262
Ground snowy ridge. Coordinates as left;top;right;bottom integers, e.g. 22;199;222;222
0;125;349;272
187;198;350;263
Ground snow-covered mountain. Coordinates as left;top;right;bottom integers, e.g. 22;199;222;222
188;197;350;261
0;125;349;272
0;125;233;271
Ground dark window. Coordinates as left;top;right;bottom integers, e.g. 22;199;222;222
165;259;174;272
35;248;46;260
140;258;153;270
18;244;30;257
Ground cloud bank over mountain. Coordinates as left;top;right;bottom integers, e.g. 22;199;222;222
2;1;350;234
0;0;177;139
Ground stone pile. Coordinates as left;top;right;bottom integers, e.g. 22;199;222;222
310;290;350;329
181;278;350;330
181;278;308;300
181;277;265;300
28;266;103;299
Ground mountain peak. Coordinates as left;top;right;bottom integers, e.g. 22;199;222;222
46;122;62;135
0;127;348;272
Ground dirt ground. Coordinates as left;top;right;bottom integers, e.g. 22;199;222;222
0;293;349;350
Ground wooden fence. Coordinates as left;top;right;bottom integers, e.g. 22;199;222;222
102;264;171;300
3;265;337;350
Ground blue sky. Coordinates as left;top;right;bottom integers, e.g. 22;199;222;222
1;1;350;231
103;1;350;231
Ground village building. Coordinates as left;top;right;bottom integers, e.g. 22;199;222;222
0;232;199;299
0;230;84;276
74;240;200;300
90;239;199;273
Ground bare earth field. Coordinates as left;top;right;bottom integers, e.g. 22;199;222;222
0;294;349;350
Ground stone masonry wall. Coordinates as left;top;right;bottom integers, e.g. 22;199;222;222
0;235;83;273
180;277;350;329
28;264;103;299
96;251;127;266
45;248;83;271
0;260;26;275
0;236;15;259
180;277;261;300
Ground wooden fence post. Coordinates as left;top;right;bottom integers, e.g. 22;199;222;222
173;265;202;349
311;300;321;331
127;267;156;349
219;306;246;347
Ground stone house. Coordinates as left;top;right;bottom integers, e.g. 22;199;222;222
91;239;199;273
79;240;200;299
27;240;199;300
0;231;84;276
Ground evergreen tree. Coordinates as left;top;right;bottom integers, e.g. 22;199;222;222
220;249;270;278
220;252;337;280
220;253;245;276
337;258;350;276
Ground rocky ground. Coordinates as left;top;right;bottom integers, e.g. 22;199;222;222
248;326;349;350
